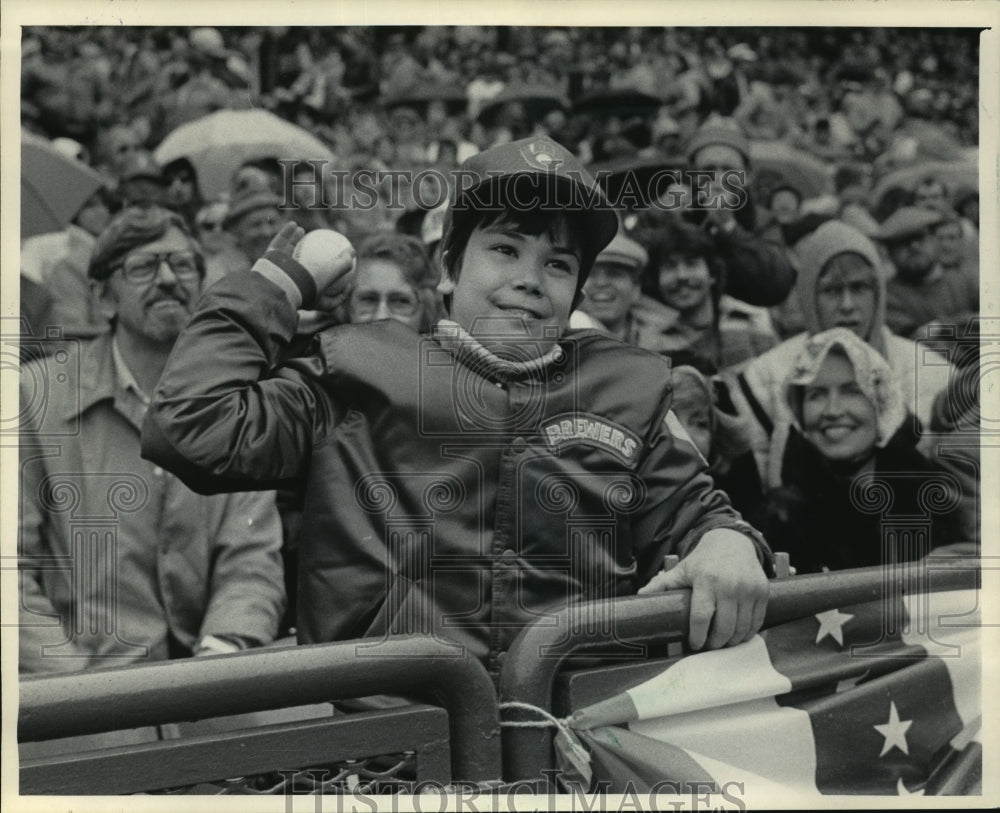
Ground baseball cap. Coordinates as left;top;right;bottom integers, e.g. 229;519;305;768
595;232;648;273
875;206;945;243
442;136;618;258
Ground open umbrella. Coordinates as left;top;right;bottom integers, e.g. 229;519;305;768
21;131;108;239
870;159;978;208
383;81;468;116
154;109;336;200
750;140;835;201
572;88;662;119
476;83;569;128
589;152;686;208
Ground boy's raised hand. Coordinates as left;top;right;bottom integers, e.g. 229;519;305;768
269;221;305;256
638;527;769;651
257;223;356;324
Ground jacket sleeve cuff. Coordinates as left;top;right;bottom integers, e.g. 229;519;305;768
256;250;318;310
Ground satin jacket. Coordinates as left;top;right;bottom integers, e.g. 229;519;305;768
142;268;771;673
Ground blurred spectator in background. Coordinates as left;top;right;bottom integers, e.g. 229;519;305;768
95;122;144;179
161;157;203;233
953;186;978;231
20;184;116;341
676;118;797;308
760;328;973;573
193;200;231;259
348;233;444;333
670;365;766;529
574;231;673;347
912;175;950;214
721;219;953;478
877;206;978;338
19;206;285;673
640;215;778;373
934;216;976;278
212;178;290;283
159;27;248;133
117;151;165;208
766;185;802;228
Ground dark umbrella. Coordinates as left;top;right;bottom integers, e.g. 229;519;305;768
476;84;569;127
572;88;662;119
589;152;686;209
383;81;468;116
21;131;108;239
870;159;978;209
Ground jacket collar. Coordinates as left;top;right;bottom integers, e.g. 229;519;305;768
431;319;565;384
67;332;148;431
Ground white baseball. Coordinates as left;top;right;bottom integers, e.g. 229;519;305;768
291;229;356;283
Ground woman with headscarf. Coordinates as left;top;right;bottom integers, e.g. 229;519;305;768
717;219;953;479
760;328;972;573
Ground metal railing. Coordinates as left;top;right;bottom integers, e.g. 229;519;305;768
499;558;980;785
19;634;502;788
19;557;980;793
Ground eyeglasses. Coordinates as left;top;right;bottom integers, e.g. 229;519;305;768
350;290;419;317
197;219;225;232
116;251;203;285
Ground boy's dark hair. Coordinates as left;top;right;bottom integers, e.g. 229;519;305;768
89;205;203;282
438;137;618;312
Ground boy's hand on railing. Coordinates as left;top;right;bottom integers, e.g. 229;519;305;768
638;527;768;651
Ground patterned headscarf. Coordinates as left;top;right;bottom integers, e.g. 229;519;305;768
783;327;906;447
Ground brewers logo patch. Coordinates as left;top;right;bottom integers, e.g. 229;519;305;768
519;138;563;172
542;412;639;464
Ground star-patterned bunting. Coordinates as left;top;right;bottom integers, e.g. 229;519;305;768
874;700;912;757
814;608;854;646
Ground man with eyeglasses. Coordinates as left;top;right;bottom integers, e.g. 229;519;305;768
18;206;285;673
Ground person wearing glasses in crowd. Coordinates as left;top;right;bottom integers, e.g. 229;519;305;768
348;233;445;332
18;206;285;673
193;200;231;257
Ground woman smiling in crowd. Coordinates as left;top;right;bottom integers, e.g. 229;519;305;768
759;328;971;573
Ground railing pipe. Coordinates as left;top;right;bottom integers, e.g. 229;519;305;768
19;634;501;783
500;560;979;784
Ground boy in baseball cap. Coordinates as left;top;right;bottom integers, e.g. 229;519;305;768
143;136;771;672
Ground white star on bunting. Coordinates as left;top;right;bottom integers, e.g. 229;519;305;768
875;701;913;757
814;608;854;646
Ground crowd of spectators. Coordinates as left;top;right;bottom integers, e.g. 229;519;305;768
19;24;982;676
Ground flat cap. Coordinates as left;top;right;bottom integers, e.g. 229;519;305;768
876;206;945;242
